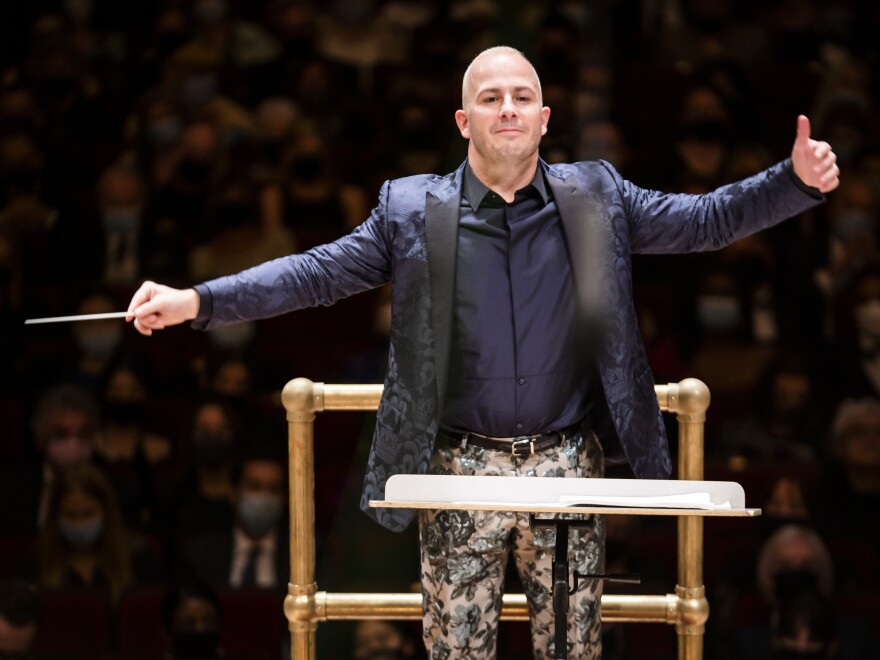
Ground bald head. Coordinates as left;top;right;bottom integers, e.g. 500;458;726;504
461;46;542;110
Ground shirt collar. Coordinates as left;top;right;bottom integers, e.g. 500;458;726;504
234;525;277;552
463;161;549;209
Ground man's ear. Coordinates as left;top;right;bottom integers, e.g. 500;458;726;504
455;109;470;139
541;105;550;136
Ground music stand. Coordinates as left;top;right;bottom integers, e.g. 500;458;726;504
371;475;759;659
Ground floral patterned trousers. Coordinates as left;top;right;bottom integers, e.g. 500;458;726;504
419;425;605;659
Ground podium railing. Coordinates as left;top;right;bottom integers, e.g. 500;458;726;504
281;377;711;659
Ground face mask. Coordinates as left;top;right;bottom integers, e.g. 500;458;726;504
194;0;227;24
774;650;827;660
192;431;234;467
237;492;282;538
102;208;140;234
290;155;322;182
147;117;183;147
171;631;220;660
207;321;256;351
176;159;212;186
856;299;880;338
834;209;874;240
181;74;219;107
76;325;122;359
45;436;92;470
104;401;145;426
64;0;93;22
58;516;104;548
697;295;740;332
773;568;819;603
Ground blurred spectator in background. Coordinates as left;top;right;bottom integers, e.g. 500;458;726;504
28;464;162;604
817;398;880;550
771;590;839;660
161;580;225;660
68;293;127;393
188;174;296;281
0;384;99;536
159;400;239;553
353;619;422;660
757;524;833;608
830;269;880;400
717;354;824;463
181;450;287;592
0;578;40;660
96;361;171;532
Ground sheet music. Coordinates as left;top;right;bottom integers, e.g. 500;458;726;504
558;492;731;510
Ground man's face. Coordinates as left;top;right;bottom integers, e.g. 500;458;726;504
455;53;549;167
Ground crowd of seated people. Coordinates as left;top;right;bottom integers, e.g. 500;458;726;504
2;1;880;658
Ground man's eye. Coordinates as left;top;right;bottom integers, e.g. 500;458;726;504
483;96;497;103
517;96;531;102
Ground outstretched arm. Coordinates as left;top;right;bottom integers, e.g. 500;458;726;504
126;282;200;336
791;114;840;193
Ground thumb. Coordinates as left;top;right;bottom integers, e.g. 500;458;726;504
795;114;811;147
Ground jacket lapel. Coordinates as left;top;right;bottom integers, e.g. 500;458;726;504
425;164;464;409
545;162;607;329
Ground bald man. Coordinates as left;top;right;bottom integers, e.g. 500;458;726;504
128;46;838;659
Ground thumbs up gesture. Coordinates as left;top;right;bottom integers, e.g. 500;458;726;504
791;115;840;193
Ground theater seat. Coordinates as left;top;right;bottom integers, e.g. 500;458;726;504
218;589;286;660
118;586;169;658
36;589;111;660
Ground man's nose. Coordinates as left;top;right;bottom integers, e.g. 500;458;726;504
499;94;517;117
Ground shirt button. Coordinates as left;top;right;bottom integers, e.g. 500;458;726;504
516;422;524;430
518;377;526;385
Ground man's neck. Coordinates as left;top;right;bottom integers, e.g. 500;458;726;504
468;151;539;203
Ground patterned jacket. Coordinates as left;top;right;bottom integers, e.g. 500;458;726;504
198;158;823;531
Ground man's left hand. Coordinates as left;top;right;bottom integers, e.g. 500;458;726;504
791;114;840;194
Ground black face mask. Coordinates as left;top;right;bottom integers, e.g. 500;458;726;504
774;568;819;603
192;431;234;467
290;155;322;181
176;159;212;186
104;401;145;426
774;649;827;660
171;631;220;659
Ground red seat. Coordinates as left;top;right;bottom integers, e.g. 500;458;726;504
36;589;112;659
118;586;169;658
0;536;35;579
218;589;286;660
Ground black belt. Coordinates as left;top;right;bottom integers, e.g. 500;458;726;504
438;422;582;459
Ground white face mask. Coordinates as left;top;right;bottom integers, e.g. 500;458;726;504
856;299;880;338
697;295;741;332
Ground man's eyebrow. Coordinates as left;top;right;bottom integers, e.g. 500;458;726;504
476;85;536;97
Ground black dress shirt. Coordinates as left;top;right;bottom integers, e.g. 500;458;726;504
440;163;590;437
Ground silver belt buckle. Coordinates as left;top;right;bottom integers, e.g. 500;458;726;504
511;436;534;458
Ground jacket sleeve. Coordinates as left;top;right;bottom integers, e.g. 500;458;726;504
612;159;825;255
195;181;394;329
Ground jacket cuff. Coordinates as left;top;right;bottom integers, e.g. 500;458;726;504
785;158;825;201
190;284;213;330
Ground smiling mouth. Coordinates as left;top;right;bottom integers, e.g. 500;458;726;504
496;127;523;134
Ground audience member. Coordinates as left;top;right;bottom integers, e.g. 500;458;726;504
353;620;422;660
0;578;40;660
0;385;98;536
30;464;162;604
159;401;239;553
161;580;225;660
180;450;287;592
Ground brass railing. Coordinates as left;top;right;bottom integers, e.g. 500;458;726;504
282;378;711;659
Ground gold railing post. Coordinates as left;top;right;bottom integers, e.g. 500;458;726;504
663;378;711;660
282;378;322;660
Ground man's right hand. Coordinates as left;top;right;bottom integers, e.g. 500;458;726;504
127;281;200;336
